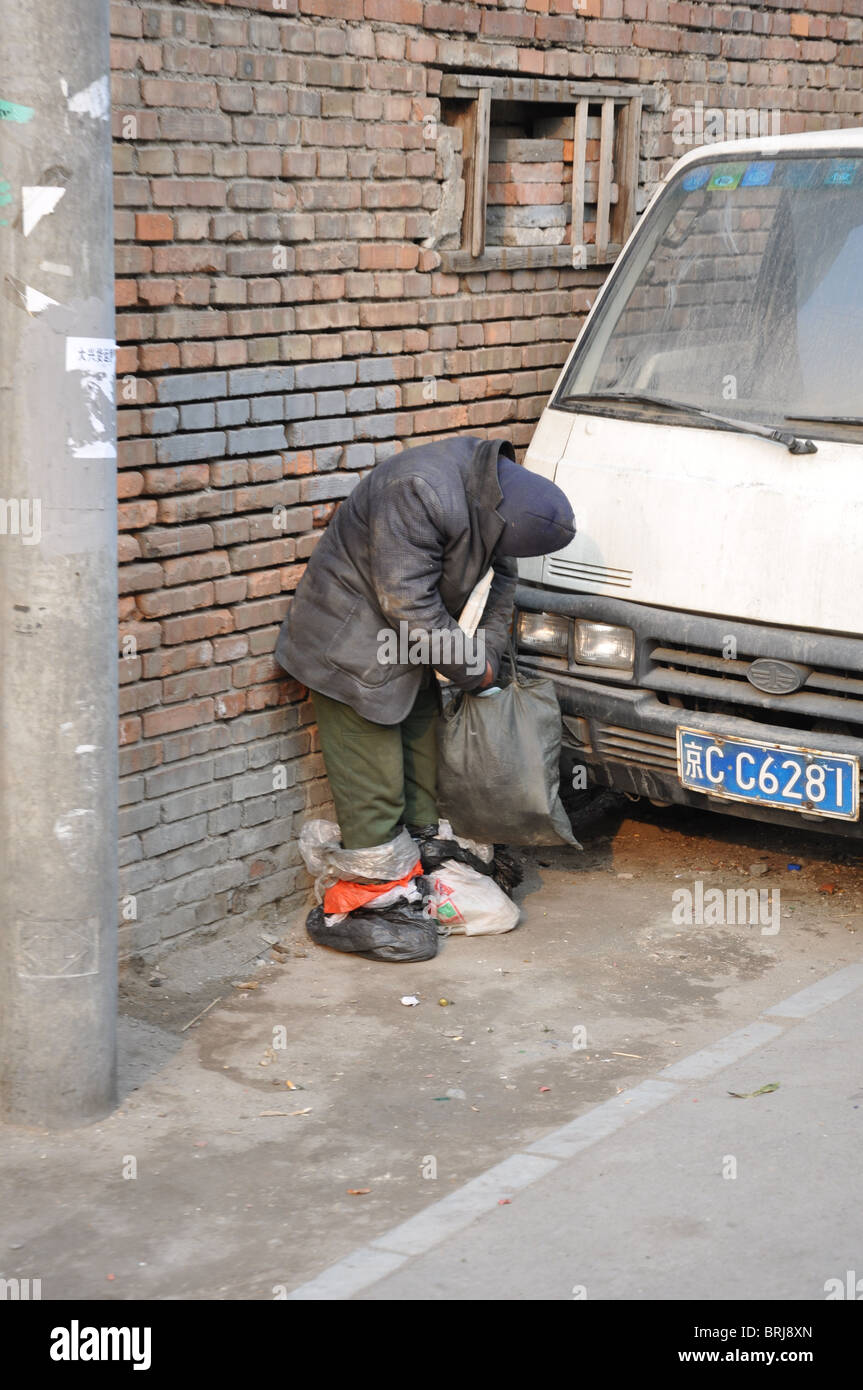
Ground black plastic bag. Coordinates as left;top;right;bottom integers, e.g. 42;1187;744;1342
306;896;439;963
490;845;524;895
416;833;524;897
436;662;580;848
416;832;494;879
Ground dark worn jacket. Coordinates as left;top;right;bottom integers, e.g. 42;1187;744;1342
275;435;519;724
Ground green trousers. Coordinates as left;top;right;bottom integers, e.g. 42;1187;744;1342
311;674;440;850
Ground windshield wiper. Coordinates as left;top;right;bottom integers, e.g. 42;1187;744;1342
560;391;817;454
785;414;863;426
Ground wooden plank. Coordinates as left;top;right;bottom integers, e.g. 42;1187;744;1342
439;73;660;108
611;94;642;248
450;99;478;257
439;245;619;275
595;96;615;265
623;94;642;242
471;85;491;258
440;74;500;93
569;81;658;107
571;97;589;269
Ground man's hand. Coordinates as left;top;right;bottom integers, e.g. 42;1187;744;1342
476;659;496;691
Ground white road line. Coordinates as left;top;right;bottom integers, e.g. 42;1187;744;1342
658;1021;784;1081
526;1078;680;1159
286;964;863;1300
287;1247;407;1301
370;1153;558;1257
762;962;863;1018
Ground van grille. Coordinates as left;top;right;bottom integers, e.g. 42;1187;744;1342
595;725;678;771
645;644;863;728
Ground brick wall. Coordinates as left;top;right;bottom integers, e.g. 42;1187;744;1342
111;0;863;958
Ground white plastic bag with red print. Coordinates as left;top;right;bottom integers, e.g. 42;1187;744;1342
426;859;520;936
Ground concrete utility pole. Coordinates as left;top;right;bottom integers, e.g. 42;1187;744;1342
0;0;118;1125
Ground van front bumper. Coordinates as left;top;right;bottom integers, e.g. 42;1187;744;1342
514;584;863;838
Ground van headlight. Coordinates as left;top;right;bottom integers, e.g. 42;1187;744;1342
574;620;634;671
516;611;571;657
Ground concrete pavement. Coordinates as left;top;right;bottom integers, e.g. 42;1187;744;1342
340;968;863;1300
2;804;862;1301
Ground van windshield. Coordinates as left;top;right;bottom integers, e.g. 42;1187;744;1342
556;153;863;428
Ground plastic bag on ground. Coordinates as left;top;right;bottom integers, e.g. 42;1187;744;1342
415;820;523;897
322;858;422;916
426;859;520;936
322;878;423;927
306;894;440;962
489;845;523;897
417;830;495;881
299;820;419;902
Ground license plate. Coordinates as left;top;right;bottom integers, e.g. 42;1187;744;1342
676;728;859;821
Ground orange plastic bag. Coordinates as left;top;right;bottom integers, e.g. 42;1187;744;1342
323;859;422;916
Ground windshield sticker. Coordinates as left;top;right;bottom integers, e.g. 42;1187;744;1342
707;163;746;191
682;166;711;192
741;160;775;187
824;159;857;186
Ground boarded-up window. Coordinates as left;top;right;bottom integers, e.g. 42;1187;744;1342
438;75;655;274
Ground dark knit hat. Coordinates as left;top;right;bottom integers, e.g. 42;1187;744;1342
495;455;576;557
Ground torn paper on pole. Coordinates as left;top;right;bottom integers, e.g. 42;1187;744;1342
65;337;116;458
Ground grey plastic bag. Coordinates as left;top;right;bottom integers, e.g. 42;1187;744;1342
436;664;580;848
298;820;418;903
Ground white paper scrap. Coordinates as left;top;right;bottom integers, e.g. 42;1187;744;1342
22;186;65;237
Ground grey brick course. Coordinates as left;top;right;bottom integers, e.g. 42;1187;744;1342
226;425;287;455
161;782;231;823
154;371;228;404
294;361;357;389
284;393;316;420
216;398;251;427
180;402;217;431
228;366;295;396
250;394;287;422
141;814;209;858
156;431;226;464
287;417;354;447
357;356;395;383
144;757;214;799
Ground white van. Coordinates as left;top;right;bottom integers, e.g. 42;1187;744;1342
515;129;863;838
